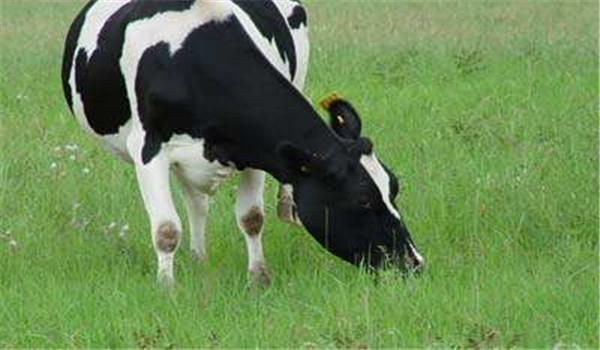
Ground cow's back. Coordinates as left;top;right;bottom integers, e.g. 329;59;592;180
61;0;308;159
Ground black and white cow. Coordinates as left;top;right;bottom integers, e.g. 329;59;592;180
61;0;423;286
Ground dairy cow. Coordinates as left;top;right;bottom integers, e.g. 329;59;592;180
61;0;424;286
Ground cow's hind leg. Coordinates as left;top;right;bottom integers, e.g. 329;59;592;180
176;178;209;263
129;138;182;287
277;184;302;226
236;169;270;287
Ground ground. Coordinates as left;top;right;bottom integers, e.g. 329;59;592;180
0;1;598;348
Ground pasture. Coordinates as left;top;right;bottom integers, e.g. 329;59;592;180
1;1;598;348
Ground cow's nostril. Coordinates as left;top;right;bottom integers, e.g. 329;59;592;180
410;259;425;275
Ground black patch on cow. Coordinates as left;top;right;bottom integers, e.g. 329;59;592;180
66;0;194;135
287;5;307;29
232;0;297;79
135;40;240;166
134;16;327;170
61;0;96;113
135;19;258;166
135;42;173;164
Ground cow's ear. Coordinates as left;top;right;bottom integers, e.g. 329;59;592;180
276;142;319;176
320;93;362;140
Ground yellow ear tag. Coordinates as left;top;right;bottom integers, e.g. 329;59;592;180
319;92;342;111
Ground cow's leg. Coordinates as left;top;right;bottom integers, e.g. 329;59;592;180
277;184;302;226
128;137;181;287
177;179;209;263
235;168;270;287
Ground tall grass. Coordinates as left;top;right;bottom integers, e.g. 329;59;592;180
1;1;598;348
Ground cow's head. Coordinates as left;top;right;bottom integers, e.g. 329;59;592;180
278;95;424;273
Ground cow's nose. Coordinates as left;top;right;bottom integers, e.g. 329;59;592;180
406;254;425;275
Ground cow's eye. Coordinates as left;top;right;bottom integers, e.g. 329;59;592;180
357;193;372;210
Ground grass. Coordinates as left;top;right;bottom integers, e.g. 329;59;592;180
1;1;598;348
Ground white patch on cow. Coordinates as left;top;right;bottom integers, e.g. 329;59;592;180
271;1;296;20
100;121;134;162
360;153;400;219
271;0;310;90
290;22;309;90
361;154;425;265
167;134;234;194
229;1;292;80
79;1;128;58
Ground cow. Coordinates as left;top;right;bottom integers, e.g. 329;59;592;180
61;0;424;287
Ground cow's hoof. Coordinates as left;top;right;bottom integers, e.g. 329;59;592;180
191;249;207;264
247;266;271;288
157;274;175;292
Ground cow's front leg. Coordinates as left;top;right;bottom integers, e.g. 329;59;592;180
129;138;182;287
235;169;270;287
277;184;302;226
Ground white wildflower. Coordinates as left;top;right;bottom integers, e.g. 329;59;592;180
65;144;79;152
119;224;129;238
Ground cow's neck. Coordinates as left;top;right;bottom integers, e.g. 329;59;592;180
197;80;343;183
206;86;343;184
184;17;343;182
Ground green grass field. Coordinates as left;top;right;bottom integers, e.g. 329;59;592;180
1;1;598;348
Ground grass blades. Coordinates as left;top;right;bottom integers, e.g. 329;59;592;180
1;1;598;348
